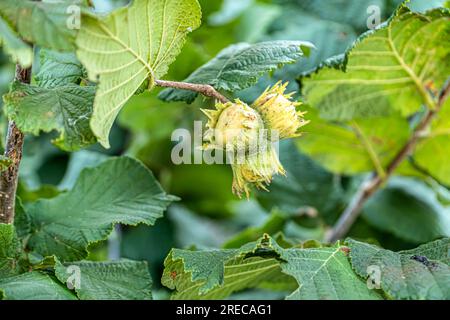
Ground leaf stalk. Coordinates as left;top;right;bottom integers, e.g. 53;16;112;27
155;80;230;104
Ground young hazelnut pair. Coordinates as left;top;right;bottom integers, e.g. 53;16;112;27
202;82;309;198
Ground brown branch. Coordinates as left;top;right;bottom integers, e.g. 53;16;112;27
0;65;31;224
155;80;230;104
326;81;450;243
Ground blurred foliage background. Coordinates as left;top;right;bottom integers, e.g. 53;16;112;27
0;0;449;299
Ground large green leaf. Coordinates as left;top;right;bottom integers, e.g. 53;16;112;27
296;107;410;175
236;0;368;103
3;81;96;151
0;224;21;277
363;178;450;243
162;236;295;299
76;0;202;147
301;7;450;120
55;260;152;300
0;0;80;51
0;272;76;300
400;238;450;264
36;49;86;88
413;99;450;185
234;0;361;103
159;41;313;103
0;15;32;67
21;157;176;261
348;238;450;299
280;246;381;300
162;235;381;300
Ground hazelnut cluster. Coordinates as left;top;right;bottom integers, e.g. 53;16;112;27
202;82;308;198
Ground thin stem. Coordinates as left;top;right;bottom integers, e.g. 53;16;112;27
326;81;450;243
0;65;31;224
155;80;230;104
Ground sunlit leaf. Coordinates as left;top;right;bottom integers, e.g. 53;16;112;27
76;0;202;147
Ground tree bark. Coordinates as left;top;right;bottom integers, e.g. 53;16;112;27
0;65;31;224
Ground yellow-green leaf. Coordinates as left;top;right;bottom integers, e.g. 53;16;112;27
301;7;450;120
76;0;202;147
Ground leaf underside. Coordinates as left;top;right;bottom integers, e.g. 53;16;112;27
296;106;410;175
301;7;450;120
76;0;202;147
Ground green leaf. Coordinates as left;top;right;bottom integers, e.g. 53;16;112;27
0;224;21;277
162;236;293;299
348;238;450;299
159;41;313;103
0;15;33;67
296;107;410;175
234;0;361;103
413;99;450;185
22;156;176;261
14;199;31;240
162;235;381;300
301;7;450;120
0;272;76;300
76;0;202;148
3;81;96;151
279;246;381;300
233;0;362;103
0;0;80;51
55;260;152;300
36;49;86;88
400;238;450;264
363;177;450;244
